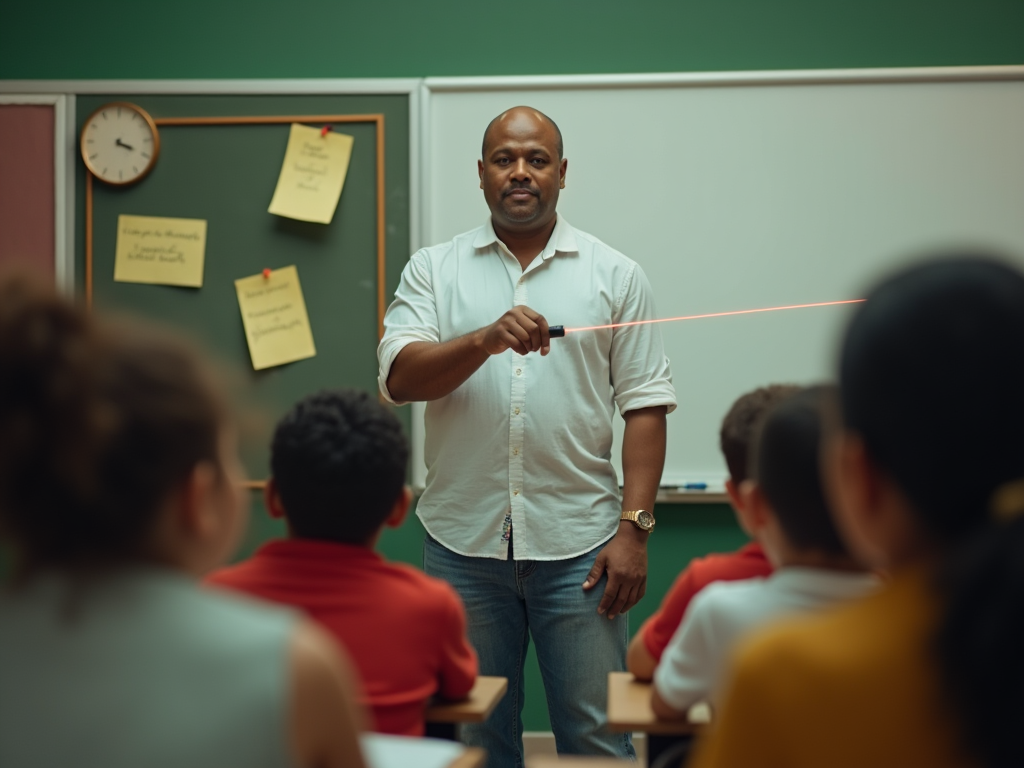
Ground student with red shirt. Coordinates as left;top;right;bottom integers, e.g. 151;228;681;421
207;389;477;737
627;385;798;681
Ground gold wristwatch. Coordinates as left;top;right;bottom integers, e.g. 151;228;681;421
621;509;655;532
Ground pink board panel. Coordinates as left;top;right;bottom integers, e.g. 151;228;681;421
0;104;55;280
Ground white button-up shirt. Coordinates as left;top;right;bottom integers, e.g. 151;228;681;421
378;216;676;560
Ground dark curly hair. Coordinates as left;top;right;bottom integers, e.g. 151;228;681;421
271;389;409;545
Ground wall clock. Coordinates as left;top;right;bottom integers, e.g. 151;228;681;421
80;102;160;186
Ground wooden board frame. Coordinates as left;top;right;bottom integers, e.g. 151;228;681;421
84;112;386;492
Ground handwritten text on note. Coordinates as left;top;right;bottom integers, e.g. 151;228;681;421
267;123;354;224
235;265;317;370
114;215;207;288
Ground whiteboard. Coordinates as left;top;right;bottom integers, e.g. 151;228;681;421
412;68;1024;490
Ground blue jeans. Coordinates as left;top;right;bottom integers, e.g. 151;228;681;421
423;534;635;768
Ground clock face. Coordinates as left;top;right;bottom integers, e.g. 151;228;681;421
81;102;160;186
637;510;655;529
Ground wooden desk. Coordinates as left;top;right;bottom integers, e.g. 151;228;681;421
606;671;709;766
424;675;508;740
449;747;487;768
606;671;709;734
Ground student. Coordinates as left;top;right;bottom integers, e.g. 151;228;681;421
0;275;366;768
651;386;878;718
627;385;797;681
691;257;1024;768
207;389;478;737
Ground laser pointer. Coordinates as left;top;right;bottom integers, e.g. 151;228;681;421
546;298;864;339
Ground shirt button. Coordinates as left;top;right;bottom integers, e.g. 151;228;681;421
514;407;520;415
513;447;519;455
516;368;522;376
513;490;520;496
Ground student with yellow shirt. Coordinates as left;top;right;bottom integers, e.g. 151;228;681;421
691;256;1024;768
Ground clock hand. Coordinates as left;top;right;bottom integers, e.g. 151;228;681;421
115;138;134;151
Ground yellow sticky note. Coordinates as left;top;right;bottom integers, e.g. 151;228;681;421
267;123;354;224
234;265;317;370
114;215;207;288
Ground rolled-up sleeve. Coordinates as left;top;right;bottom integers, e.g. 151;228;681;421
610;263;677;415
377;251;440;405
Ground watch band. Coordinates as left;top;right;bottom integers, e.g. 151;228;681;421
621;509;655;532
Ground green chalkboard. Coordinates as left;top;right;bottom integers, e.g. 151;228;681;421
75;94;411;479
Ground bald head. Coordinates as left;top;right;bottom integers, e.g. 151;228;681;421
482;106;563;160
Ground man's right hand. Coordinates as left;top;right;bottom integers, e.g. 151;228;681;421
480;305;551;357
387;305;551;402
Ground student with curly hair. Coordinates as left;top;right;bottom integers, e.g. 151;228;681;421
207;389;477;737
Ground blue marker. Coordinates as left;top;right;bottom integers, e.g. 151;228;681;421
683;482;708;491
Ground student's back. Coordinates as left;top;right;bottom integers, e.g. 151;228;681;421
628;385;794;680
0;276;365;768
692;567;961;767
207;390;476;736
651;387;876;717
209;538;475;736
692;257;1024;768
1;570;295;768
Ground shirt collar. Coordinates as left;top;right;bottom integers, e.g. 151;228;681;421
473;214;579;260
768;566;880;596
258;537;383;563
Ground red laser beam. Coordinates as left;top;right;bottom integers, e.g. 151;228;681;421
565;299;865;334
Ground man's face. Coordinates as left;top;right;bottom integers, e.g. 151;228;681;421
478;110;567;233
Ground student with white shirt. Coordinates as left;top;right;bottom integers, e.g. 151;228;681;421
377;107;675;765
651;386;878;718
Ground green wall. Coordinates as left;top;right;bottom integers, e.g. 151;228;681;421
1;0;1022;80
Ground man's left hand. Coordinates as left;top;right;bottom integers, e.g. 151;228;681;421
582;522;648;619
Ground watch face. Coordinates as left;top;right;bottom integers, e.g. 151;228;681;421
637;510;655;529
81;103;159;186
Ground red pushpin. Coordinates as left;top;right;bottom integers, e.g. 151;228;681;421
321;125;332;137
262;268;272;279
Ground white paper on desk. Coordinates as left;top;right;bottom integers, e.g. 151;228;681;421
361;733;467;768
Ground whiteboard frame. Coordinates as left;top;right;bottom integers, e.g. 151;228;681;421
413;64;1024;491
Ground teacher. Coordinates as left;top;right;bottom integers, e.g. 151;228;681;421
377;106;675;764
